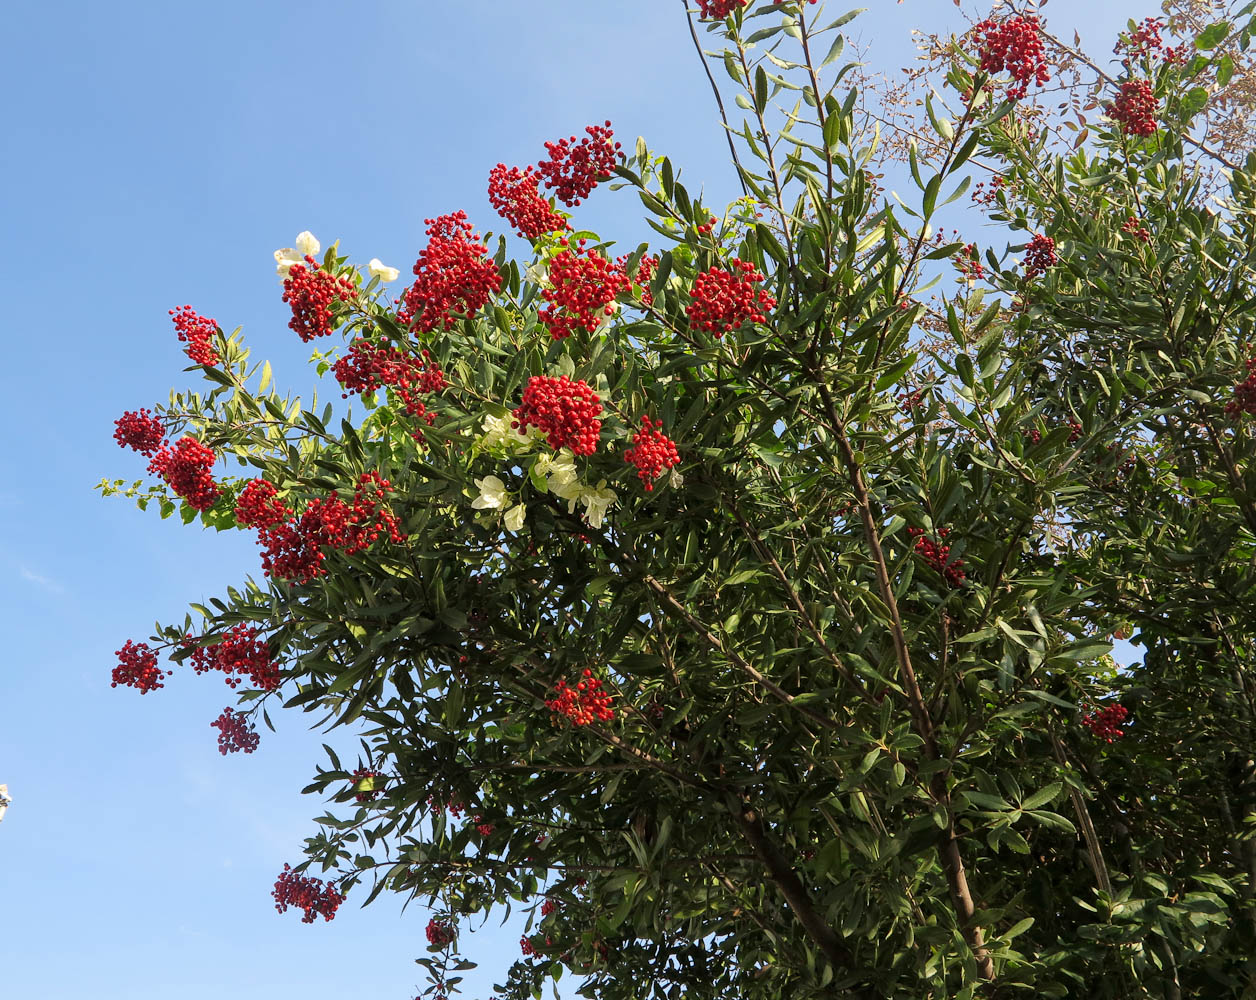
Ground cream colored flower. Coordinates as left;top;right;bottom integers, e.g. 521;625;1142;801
295;231;320;257
592;301;621;336
274;232;321;278
368;258;400;283
525;260;551;287
471;475;509;510
579;480;618;528
503;503;527;533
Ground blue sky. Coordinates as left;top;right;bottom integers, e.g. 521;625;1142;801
0;2;1159;997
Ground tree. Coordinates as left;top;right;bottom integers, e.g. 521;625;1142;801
101;2;1256;996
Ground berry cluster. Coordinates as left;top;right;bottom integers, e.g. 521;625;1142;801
398;212;502;334
1120;215;1151;242
254;473;406;583
114;408;166;456
1026;420;1083;445
897;389;925;412
970;174;1010;208
1081;702;1129;742
541;898;561;918
211;707;260;754
1023;233;1058;280
488;163;569;241
535;122;621;207
686;258;776;337
539;241;630;340
351;767;381;802
512;375;603;455
696;0;814;17
1109;79;1158;137
235;479;293;530
617;253;659;307
907;527;966;587
623;416;680;491
282;257;359;342
272;864;344;923
112;640;169;694
546;669;616;726
1116;17;1185;65
1226;357;1256;418
170;305;220;367
333;339;446;437
148;436;221;511
973;15;1051;101
956;242;985;282
184;624;279;691
426;919;456;948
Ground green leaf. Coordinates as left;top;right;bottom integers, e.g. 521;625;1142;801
1021;782;1062;810
1196;21;1230;49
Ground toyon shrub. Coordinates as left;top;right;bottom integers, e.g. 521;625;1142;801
100;4;1256;999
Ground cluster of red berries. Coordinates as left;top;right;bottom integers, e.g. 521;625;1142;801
211;707;260;754
1226;357;1256;417
512;375;603;455
535;122;621;208
1023;233;1058;280
695;216;719;237
488;163;569;241
112;640;169;694
148;436;221;511
426;919;457;948
973;15;1051;101
252;473;407;583
970;174;1010;208
540;241;631;340
114;408;166;456
907;527;967;587
184;624;279;691
541;898;561;918
897;389;925;412
399;212;503;334
623;416;680;491
1026;420;1083;445
351;767;381;802
170;305;220;367
1081;702;1129;742
546;669;616;726
696;0;814;18
272;864;344;923
333;339;446;437
956;242;985;282
1120;215;1151;242
1109;79;1158;137
235;479;293;530
282;257;359;342
616;253;658;307
686;258;776;337
1116;17;1186;65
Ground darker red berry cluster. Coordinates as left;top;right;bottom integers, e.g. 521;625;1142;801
617;253;659;307
112;640;169;694
1082;702;1129;743
535;122;621;207
546;669;616;726
184;624;279;691
970;174;1010;208
623;416;680;491
399;213;502;334
235;479;293;530
1116;17;1185;65
351;767;382;802
426;919;457;948
272;864;344;923
488;163;569;241
1120;215;1151;242
973;15;1051;101
148;436;221;511
512;375;603;455
333;339;446;437
254;473;406;583
897;389;925;412
696;0;813;17
1023;233;1058;280
956;243;985;282
1027;420;1083;444
907;527;966;587
170;305;220;367
1226;357;1256;418
282;257;358;342
686;258;776;337
541;898;561;918
114;409;166;456
211;707;260;754
540;241;630;340
1109;79;1158;136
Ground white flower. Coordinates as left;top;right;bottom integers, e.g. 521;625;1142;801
471;475;509;510
669;466;685;489
579;480;618;528
591;301;621;336
503;503;527;533
295;231;320;257
525;260;551;287
368;258;400;283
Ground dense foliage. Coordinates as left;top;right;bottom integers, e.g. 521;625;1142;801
103;2;1256;997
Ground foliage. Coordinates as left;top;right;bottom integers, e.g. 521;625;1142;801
102;2;1256;997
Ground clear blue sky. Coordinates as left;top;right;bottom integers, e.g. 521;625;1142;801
0;2;1158;997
